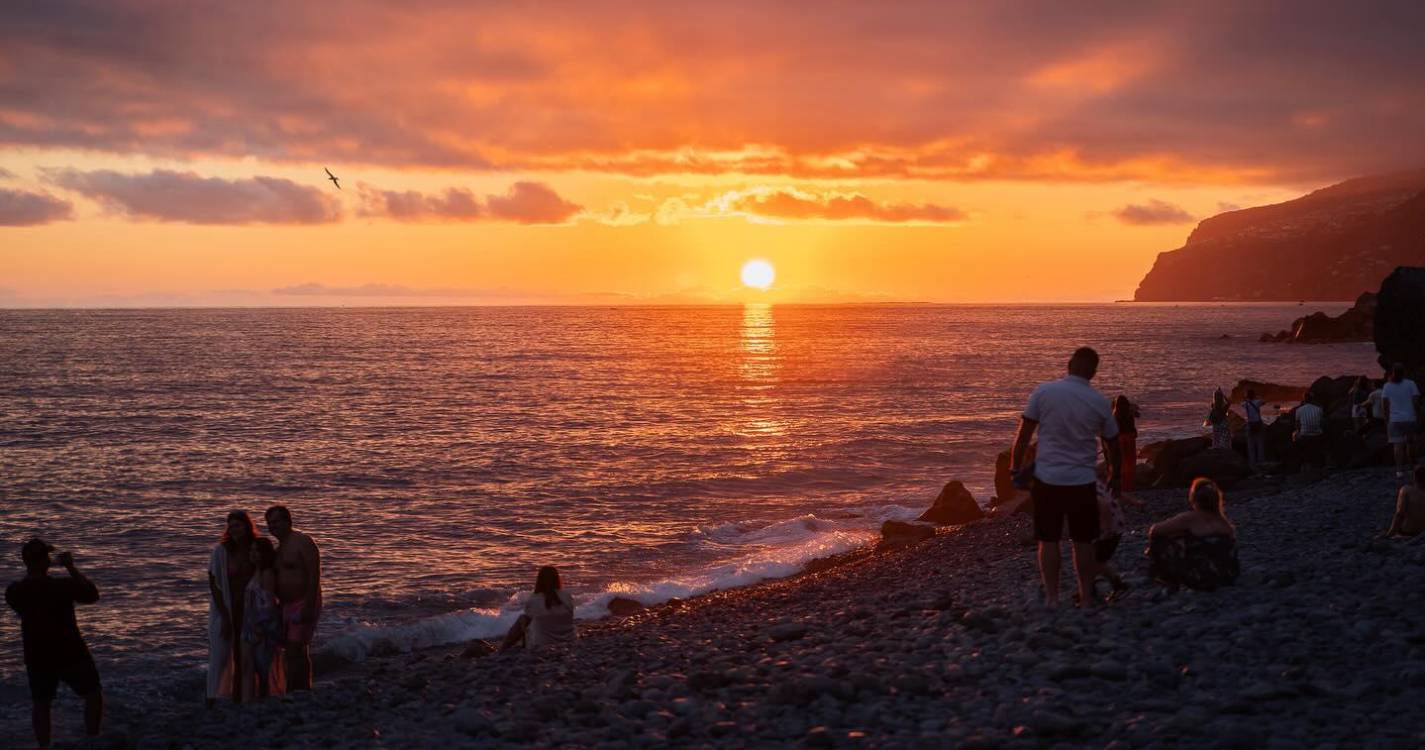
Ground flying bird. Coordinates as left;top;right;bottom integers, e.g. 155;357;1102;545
324;168;341;190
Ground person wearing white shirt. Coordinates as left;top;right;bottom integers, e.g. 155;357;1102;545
1382;364;1422;478
1010;347;1122;608
1292;397;1326;471
500;566;576;651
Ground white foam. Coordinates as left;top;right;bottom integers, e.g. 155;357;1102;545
317;502;922;663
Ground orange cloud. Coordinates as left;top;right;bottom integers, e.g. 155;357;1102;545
357;181;581;224
46;169;340;224
721;189;966;224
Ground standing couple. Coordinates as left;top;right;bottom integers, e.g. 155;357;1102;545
206;505;321;706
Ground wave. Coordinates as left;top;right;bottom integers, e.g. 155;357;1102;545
316;502;921;665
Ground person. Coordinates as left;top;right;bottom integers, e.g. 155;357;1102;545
1368;378;1386;433
1382;363;1422;479
6;539;103;748
500;566;577;651
266;505;321;691
1385;466;1425;538
207;511;256;706
1292;395;1326;471
241;537;285;700
1241;388;1267;471
1206;389;1232;450
1093;476;1145;601
1112;396;1140;493
1146;478;1239;590
1010;347;1122;608
1348;376;1371;433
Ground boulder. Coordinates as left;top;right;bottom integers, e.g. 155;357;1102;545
1229;380;1306;405
916;480;985;525
1175;447;1251;488
607;597;646;617
1149;437;1210;487
1374;266;1425;377
879;520;934;547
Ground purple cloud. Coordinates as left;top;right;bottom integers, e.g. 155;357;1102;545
46;169;341;224
484;182;582;224
0;188;74;226
1112;199;1195;225
357;181;582;223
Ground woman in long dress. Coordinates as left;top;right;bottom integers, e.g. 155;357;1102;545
241;537;285;700
1207;389;1232;450
207;510;256;706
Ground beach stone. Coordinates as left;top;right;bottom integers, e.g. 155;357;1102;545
769;622;809;642
1089;659;1128;681
608;597;646;616
459;640;495;659
804;726;835;748
917;480;985;525
452;707;493;737
606;669;637;698
1026;710;1086;736
687;671;732;691
1175;447;1250;488
879;520;935;547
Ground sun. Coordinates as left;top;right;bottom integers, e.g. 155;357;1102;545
740;259;775;290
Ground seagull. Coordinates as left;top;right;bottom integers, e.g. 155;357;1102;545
324;167;341;190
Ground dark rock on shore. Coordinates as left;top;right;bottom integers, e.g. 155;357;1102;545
608;597;646;616
1175;448;1250;488
1144;436;1209;487
879;520;934;547
1374;266;1425;377
993;445;1034;507
916;480;985;525
1229;379;1306;404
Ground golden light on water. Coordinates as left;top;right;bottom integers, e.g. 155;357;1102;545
740;259;776;290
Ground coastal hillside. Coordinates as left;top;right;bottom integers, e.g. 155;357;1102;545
1134;168;1425;301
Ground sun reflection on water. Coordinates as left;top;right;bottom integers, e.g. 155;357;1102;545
738;303;784;436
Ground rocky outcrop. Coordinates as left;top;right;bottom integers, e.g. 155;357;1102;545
1373;266;1425;377
608;597;646;616
1145;437;1209;488
916;481;985;525
1259;292;1377;343
1134;169;1425;301
878;520;934;547
1174;448;1251;488
1228;380;1307;404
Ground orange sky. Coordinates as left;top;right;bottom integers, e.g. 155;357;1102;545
2;2;1422;305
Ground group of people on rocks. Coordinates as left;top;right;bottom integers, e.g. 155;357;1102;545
1009;346;1241;608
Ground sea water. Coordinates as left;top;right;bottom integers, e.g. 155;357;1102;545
0;303;1377;715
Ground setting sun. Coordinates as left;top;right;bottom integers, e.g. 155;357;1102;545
741;259;776;290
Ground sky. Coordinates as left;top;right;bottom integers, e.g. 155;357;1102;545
2;0;1424;306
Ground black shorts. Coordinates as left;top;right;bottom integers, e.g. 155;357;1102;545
27;655;101;703
1031;480;1099;543
1095;536;1122;563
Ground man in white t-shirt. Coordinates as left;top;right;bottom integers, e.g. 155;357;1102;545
1010;347;1122;608
1382;363;1422;478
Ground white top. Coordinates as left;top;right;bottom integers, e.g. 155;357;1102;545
1294;403;1324;436
1368;389;1384;419
1382;379;1420;423
523;591;576;649
1023;375;1118;486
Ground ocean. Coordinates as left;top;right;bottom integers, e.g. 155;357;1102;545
0;303;1377;716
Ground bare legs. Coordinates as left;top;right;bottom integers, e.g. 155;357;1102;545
31;692;101;748
1038;541;1097;607
284;644;312;691
500;615;531;652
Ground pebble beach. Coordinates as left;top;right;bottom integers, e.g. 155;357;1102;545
64;467;1425;749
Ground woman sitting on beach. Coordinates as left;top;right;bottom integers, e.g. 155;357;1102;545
241;537;285;700
1385;466;1425;539
1146;478;1239;590
500;566;576;651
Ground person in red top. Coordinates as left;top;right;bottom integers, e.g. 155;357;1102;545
6;538;103;748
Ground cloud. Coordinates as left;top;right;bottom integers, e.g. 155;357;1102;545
357;181;581;224
723;189;966;224
1112;199;1195;225
0;188;74;226
0;167;15;179
3;2;1424;184
484;182;582;224
46;169;340;224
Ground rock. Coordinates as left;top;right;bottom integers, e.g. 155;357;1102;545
688;671;733;691
879;520;934;547
1089;660;1128;681
452;707;493;737
1174;447;1250;488
1261;292;1377;343
1230;379;1308;406
769;622;809;642
993;444;1035;509
1374;266;1425;376
1026;710;1087;736
1148;437;1210;487
608;597;646;616
804;726;835;748
606;669;637;698
459;640;495;659
916;480;985;525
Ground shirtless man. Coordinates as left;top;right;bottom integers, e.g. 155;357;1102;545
264;505;321;691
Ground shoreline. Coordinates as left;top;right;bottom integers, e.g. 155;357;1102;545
52;466;1424;749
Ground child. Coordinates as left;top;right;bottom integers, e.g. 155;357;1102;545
242;537;284;700
1094;477;1144;601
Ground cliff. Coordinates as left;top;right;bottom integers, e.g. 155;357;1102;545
1133;168;1425;301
